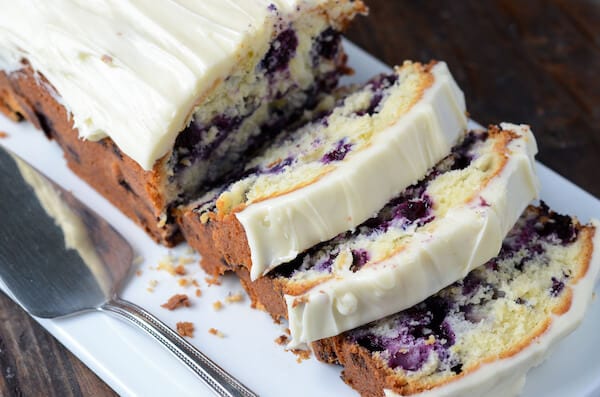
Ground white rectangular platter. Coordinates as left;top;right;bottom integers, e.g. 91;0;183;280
1;41;599;397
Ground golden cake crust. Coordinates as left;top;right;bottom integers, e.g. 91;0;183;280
0;65;180;245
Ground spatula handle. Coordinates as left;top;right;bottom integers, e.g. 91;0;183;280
101;298;258;397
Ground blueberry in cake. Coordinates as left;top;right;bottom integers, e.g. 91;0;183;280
178;61;468;280
202;123;539;344
312;204;600;397
0;0;366;245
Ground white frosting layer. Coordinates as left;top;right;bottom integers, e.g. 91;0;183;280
0;0;329;170
286;123;540;345
236;62;468;280
384;219;600;397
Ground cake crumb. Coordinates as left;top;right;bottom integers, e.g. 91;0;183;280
225;292;244;304
132;255;144;266
161;294;190;310
157;254;176;275
178;278;189;287
205;275;222;286
208;328;225;338
174;265;186;275
135;269;143;277
275;335;289;345
176;322;194;338
285;328;291;335
195;288;202;297
0;131;8;139
147;279;158;293
191;279;200;287
178;256;195;266
212;300;223;311
291;349;311;363
101;54;113;64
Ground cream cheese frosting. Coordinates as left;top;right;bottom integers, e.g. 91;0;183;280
0;0;334;170
286;123;540;345
384;219;600;397
236;62;468;280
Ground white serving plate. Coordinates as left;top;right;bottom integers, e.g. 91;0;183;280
1;41;599;397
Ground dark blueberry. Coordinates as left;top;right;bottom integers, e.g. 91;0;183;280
174;113;244;164
267;3;277;12
461;304;485;323
485;259;499;271
439;321;456;347
322;139;353;163
451;363;463;374
450;152;472;171
389;344;431;371
316;70;341;93
394;196;432;224
538;213;577;245
461;272;482;296
350;249;370;272
550;277;565;297
355;334;384;352
312;28;341;62
368;73;398;91
355;92;383;116
449;130;488;170
264;157;294;174
260;28;298;74
515;297;527;305
313;254;336;273
355;74;398;116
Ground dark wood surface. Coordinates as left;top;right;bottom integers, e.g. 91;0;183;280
1;1;599;396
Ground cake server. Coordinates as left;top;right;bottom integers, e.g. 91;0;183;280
0;147;257;397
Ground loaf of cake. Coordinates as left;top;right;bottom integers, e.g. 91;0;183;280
179;61;467;280
201;123;539;344
0;0;366;245
312;204;600;397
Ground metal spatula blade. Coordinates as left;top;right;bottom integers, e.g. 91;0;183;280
0;147;257;397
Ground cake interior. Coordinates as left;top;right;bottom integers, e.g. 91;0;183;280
266;128;504;293
190;62;438;219
162;6;355;209
341;204;585;394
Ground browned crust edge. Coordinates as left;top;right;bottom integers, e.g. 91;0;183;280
0;66;181;246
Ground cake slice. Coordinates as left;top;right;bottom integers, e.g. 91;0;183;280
210;123;539;344
179;61;467;280
312;204;600;397
0;0;366;245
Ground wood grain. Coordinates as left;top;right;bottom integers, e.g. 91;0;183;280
1;1;599;396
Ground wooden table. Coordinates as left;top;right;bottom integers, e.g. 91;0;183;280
1;1;599;395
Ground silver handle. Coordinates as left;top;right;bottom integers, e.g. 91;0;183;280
100;298;258;397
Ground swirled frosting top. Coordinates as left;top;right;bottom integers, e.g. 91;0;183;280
0;0;335;169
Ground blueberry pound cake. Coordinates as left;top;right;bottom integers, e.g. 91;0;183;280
210;123;539;345
313;204;600;397
0;0;366;245
179;61;468;280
